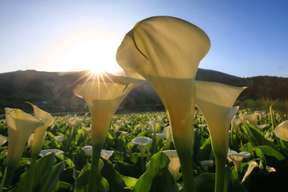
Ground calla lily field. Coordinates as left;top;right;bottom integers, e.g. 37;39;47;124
0;16;287;192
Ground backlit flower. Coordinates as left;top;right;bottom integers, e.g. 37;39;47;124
74;74;138;145
27;103;54;156
5;108;43;167
117;16;210;191
274;120;288;141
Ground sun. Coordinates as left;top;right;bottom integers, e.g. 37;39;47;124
40;30;123;74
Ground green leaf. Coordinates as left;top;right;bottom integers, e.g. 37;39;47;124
102;159;126;192
76;163;91;188
39;162;64;192
121;175;138;190
133;152;170;192
242;124;272;146
15;154;64;192
255;145;285;161
150;169;178;192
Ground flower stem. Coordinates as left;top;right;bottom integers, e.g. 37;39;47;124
27;156;37;192
5;166;15;187
0;167;7;192
88;143;102;192
215;157;226;192
181;159;195;192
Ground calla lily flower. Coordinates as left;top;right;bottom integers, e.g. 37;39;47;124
5;108;43;167
0;135;7;146
231;116;242;131
131;136;153;146
74;73;139;191
227;149;251;168
195;80;246;192
241;161;258;183
39;149;64;157
74;74;137;145
117;16;210;191
239;111;261;124
195;81;245;157
27;103;54;156
131;136;153;153
274;120;288;141
82;145;114;160
256;124;269;129
163;125;174;143
162;150;181;180
54;135;65;143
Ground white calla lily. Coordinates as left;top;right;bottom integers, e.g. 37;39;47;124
82;145;114;160
241;161;258;183
74;74;139;191
256;124;269;129
131;136;152;154
5;108;43;167
274;120;288;141
39;149;64;157
131;136;153;146
100;149;114;160
239;111;261;124
227;149;251;168
0;135;7;146
195;80;246;192
27;103;54;156
54;135;65;143
74;75;137;145
117;16;210;192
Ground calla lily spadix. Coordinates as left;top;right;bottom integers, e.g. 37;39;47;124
27;102;54;157
73;73;139;192
195;80;246;192
5;108;43;167
117;16;210;192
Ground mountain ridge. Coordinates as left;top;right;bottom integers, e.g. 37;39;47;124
0;69;287;113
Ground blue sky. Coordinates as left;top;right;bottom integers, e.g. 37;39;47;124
0;0;287;77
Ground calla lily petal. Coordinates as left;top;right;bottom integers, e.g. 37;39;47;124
274;120;288;141
5;108;43;167
241;161;258;183
82;145;114;160
74;75;137;145
195;81;245;192
131;136;153;146
39;149;64;157
117;16;210;192
0;135;7;146
54;135;65;143
227;149;251;164
195;80;246;157
239;112;261;124
27;103;54;156
117;16;210;78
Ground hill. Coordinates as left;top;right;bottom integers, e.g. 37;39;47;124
0;69;287;113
